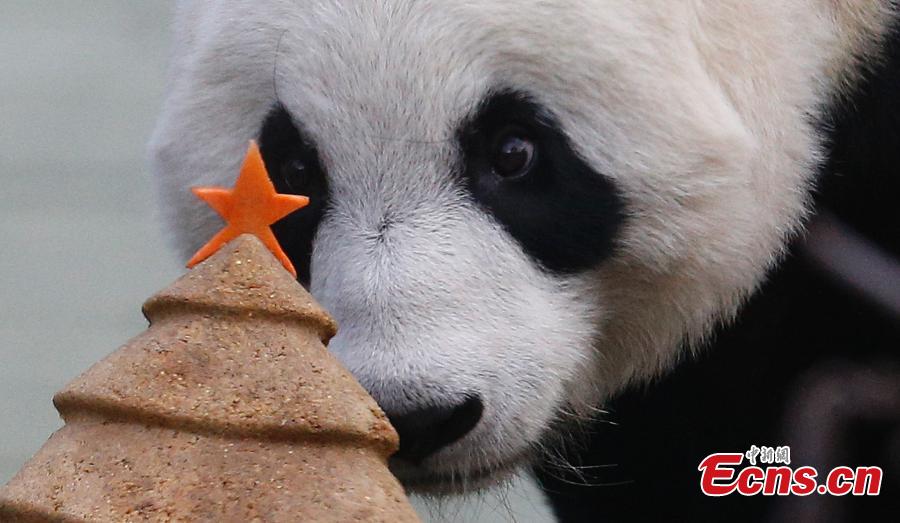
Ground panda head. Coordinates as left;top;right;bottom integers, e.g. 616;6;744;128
151;0;890;492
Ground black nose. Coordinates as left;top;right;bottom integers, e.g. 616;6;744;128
386;395;484;464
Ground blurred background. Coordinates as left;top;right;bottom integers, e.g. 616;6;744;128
0;2;552;521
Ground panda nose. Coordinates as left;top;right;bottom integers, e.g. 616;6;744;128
386;395;484;464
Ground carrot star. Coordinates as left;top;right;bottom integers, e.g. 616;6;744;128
187;141;309;277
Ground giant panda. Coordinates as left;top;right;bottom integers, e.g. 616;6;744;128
150;1;900;521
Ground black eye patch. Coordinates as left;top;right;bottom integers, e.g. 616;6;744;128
258;105;329;286
457;91;625;274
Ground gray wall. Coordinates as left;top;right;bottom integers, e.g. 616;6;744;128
0;3;553;521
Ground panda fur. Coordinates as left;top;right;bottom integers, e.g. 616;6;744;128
535;14;900;521
150;1;900;520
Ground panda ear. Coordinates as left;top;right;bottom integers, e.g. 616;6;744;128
825;3;895;84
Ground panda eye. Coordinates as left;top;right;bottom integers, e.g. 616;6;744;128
280;158;309;193
258;105;330;286
491;128;537;178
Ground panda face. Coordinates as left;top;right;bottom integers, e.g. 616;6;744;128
151;0;891;492
258;93;612;488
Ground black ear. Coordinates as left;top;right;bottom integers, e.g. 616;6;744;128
258;105;330;286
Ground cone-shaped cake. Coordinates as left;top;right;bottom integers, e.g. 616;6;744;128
0;234;419;522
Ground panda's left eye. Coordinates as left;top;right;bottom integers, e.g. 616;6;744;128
491;129;537;178
457;91;625;274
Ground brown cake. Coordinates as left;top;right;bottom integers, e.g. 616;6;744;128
0;234;419;522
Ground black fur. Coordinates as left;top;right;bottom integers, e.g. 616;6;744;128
257;105;329;286
458;91;625;274
535;23;900;523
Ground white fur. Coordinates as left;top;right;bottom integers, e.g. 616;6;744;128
150;0;894;490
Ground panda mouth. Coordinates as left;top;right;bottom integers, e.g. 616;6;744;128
390;451;531;494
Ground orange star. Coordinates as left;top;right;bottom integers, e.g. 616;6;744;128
187;141;309;277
